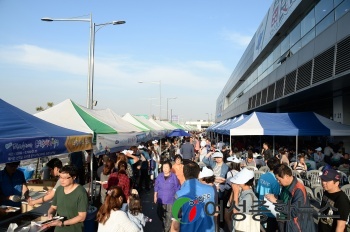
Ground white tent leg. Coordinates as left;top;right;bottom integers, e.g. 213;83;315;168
90;152;94;204
273;136;275;157
295;135;298;161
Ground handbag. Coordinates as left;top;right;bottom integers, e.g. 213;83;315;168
234;192;260;232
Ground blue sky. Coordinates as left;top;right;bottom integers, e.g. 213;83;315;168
0;0;272;122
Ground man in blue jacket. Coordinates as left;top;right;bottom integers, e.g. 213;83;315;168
171;161;216;232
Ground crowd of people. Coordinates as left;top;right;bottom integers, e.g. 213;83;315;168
0;133;350;232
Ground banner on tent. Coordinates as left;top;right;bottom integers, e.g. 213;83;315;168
0;135;92;164
96;131;168;155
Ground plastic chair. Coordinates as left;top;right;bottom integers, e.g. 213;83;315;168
336;170;348;186
318;166;324;171
292;170;302;179
259;166;270;173
245;166;258;171
313;186;324;203
305;170;322;188
254;170;265;180
305;186;315;200
254;170;265;185
340;184;350;200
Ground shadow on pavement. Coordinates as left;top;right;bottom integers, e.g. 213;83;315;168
140;188;164;232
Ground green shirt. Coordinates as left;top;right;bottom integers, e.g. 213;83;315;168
52;185;88;232
278;184;291;220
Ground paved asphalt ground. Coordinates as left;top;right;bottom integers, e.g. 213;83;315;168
140;188;164;232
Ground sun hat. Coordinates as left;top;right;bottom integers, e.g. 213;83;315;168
152;140;158;144
315;147;322;152
199;166;214;179
121;150;133;155
227;156;242;164
229;168;254;184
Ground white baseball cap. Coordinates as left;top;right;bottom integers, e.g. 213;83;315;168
199;166;214;179
227;156;242;164
212;151;223;158
121;150;133;155
230;168;254;184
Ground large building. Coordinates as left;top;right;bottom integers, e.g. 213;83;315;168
216;0;350;125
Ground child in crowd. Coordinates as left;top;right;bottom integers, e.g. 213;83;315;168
127;193;152;232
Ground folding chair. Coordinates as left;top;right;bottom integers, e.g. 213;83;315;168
305;186;315;201
254;170;265;185
340;184;350;200
292;170;302;179
259;166;270;173
313;186;324;203
245;166;258;171
305;170;322;188
337;170;348;187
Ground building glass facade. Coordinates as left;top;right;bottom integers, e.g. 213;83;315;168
217;0;350;126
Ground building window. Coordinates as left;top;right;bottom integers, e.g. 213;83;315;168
316;11;335;36
301;9;315;37
290;24;301;47
273;44;281;63
280;35;290;55
315;0;334;23
334;0;345;8
290;40;301;55
301;28;315;47
335;0;350;20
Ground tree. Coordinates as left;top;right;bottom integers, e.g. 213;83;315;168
36;102;54;112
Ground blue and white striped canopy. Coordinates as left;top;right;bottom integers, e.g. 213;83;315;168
229;112;350;136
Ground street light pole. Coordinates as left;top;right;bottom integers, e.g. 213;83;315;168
41;14;125;109
166;97;177;121
138;81;162;120
206;113;209;127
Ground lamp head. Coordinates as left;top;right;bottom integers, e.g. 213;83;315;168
138;81;144;83
41;17;53;22
112;20;126;25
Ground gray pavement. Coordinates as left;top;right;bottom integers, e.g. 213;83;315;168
140;189;164;232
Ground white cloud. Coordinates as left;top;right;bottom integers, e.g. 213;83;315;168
0;44;229;90
222;30;252;47
0;44;230;120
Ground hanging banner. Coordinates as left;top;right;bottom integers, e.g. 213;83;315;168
95;130;168;155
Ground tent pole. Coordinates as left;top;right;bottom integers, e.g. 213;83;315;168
90;151;94;204
296;135;298;161
273;136;275;157
230;134;232;152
